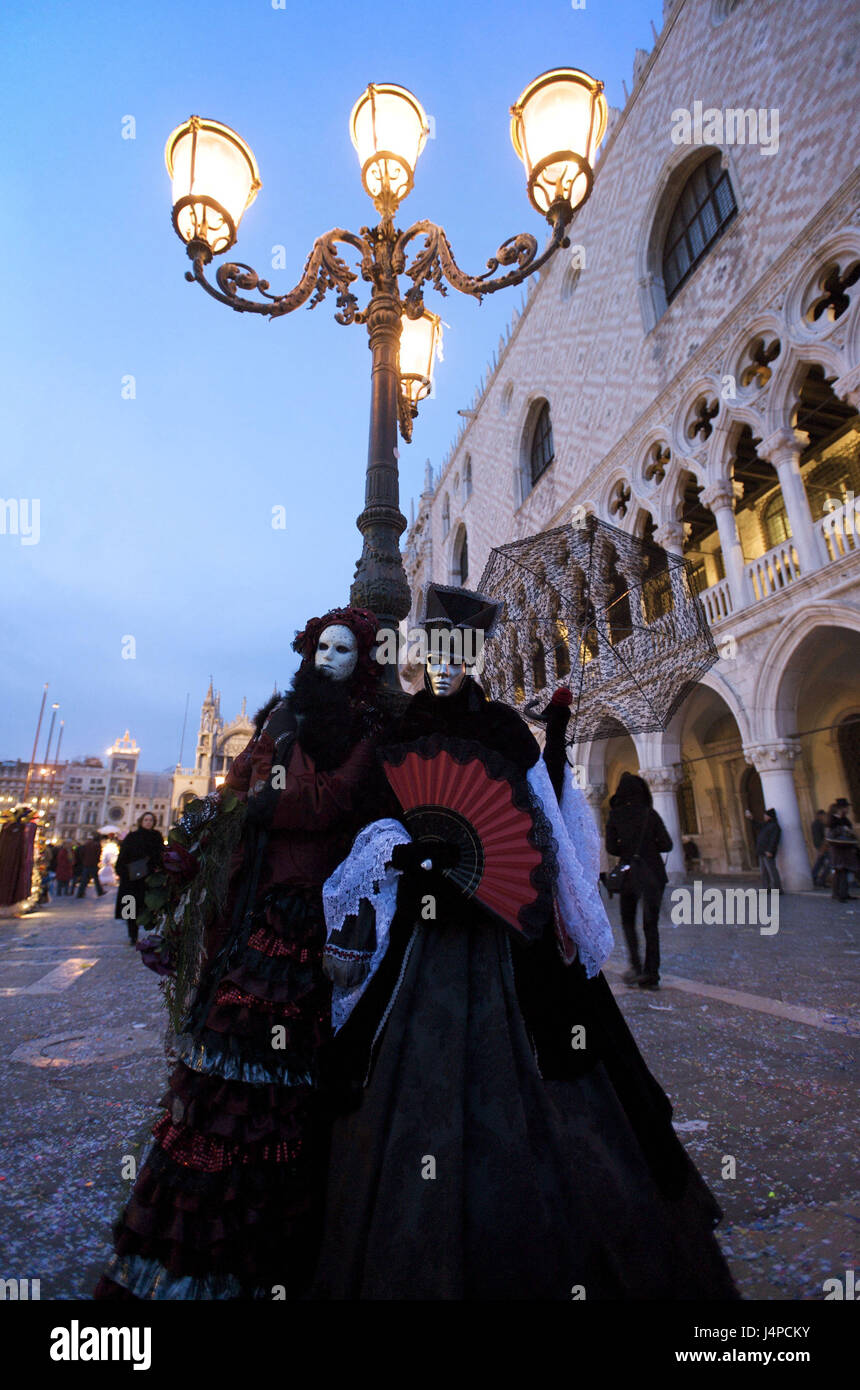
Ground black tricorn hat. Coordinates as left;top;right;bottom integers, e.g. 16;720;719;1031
421;582;500;637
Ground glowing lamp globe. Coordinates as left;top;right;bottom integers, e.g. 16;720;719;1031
165;116;261;259
510;69;607;217
350;84;429;216
400;309;442;405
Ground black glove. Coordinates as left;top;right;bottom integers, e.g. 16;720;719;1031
261;700;298;745
245;775;281;828
390;841;461;874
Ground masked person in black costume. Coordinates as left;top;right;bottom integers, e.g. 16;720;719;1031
311;584;739;1301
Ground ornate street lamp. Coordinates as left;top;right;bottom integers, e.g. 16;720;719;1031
165;70;606;653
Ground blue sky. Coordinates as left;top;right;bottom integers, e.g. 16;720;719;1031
0;0;661;769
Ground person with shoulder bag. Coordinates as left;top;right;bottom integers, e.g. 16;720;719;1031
605;771;672;990
115;813;165;945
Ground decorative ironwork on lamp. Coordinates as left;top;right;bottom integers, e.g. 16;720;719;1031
164;70;606;654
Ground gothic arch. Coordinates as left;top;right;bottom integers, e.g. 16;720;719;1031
764;343;849;438
751;603;860;742
450;522;469;586
721;311;785;398
670;376;724;462
516;395;554;504
635;145;743;333
661;455;705;530
705;405;768;486
783;229;860;347
636;427;674;500
652;666;751;766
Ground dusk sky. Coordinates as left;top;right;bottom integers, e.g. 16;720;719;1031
1;0;661;770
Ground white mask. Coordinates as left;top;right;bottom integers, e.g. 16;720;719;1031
315;624;359;682
426;658;467;697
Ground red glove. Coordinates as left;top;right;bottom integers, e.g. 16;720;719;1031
550;688;573;707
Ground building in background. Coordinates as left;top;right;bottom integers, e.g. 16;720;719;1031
171;683;256;818
403;0;860;890
3;686;260;840
3;736;174;842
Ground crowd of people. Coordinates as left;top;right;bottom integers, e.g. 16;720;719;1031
37;815;166;936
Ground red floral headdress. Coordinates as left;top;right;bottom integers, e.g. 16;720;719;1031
292;606;381;698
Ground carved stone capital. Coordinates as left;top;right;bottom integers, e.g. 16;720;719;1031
652;522;685;554
642;766;682;795
834;364;860;412
701;479;736;514
580;780;607;807
743;740;802;773
758;427;809;469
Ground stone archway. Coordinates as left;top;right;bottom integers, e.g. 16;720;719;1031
652;675;751;876
773;624;860;834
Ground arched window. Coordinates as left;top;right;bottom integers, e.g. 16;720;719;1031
762;491;792;550
530;628;547;692
455;527;469;586
530;402;555;486
463;455;473;499
553;616;571;679
641;515;673;622
662;152;736;303
512;654;526;704
441;493;450;538
606;548;633;644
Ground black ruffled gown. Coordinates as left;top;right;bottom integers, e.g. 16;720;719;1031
311;680;739;1301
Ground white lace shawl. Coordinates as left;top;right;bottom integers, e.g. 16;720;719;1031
322;818;410;1032
322;764;614;1031
526;758;614;978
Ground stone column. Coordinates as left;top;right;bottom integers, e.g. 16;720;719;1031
653;520;691;618
743;741;808;892
582;781;609;871
759;427;827;571
642;766;685;883
701;479;754;609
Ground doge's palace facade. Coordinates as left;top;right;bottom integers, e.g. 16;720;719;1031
403;0;860;890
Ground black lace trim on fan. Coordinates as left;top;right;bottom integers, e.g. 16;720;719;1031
379;733;558;939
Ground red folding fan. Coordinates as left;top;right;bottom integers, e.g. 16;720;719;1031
380;737;552;938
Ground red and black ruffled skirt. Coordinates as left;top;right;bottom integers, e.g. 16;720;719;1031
94;885;331;1300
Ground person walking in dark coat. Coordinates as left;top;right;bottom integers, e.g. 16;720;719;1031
77;834;105;898
115;812;164;944
71;843;83;895
810;809;830;887
605;771;673;990
745;808;782;891
826;799;859;902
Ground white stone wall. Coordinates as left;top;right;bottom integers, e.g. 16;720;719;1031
404;0;860;890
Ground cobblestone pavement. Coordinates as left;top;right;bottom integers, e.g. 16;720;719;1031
0;878;857;1300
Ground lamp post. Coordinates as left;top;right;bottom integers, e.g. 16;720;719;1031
165;70;606;651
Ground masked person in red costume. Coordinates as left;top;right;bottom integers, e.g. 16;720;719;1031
95;606;398;1300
